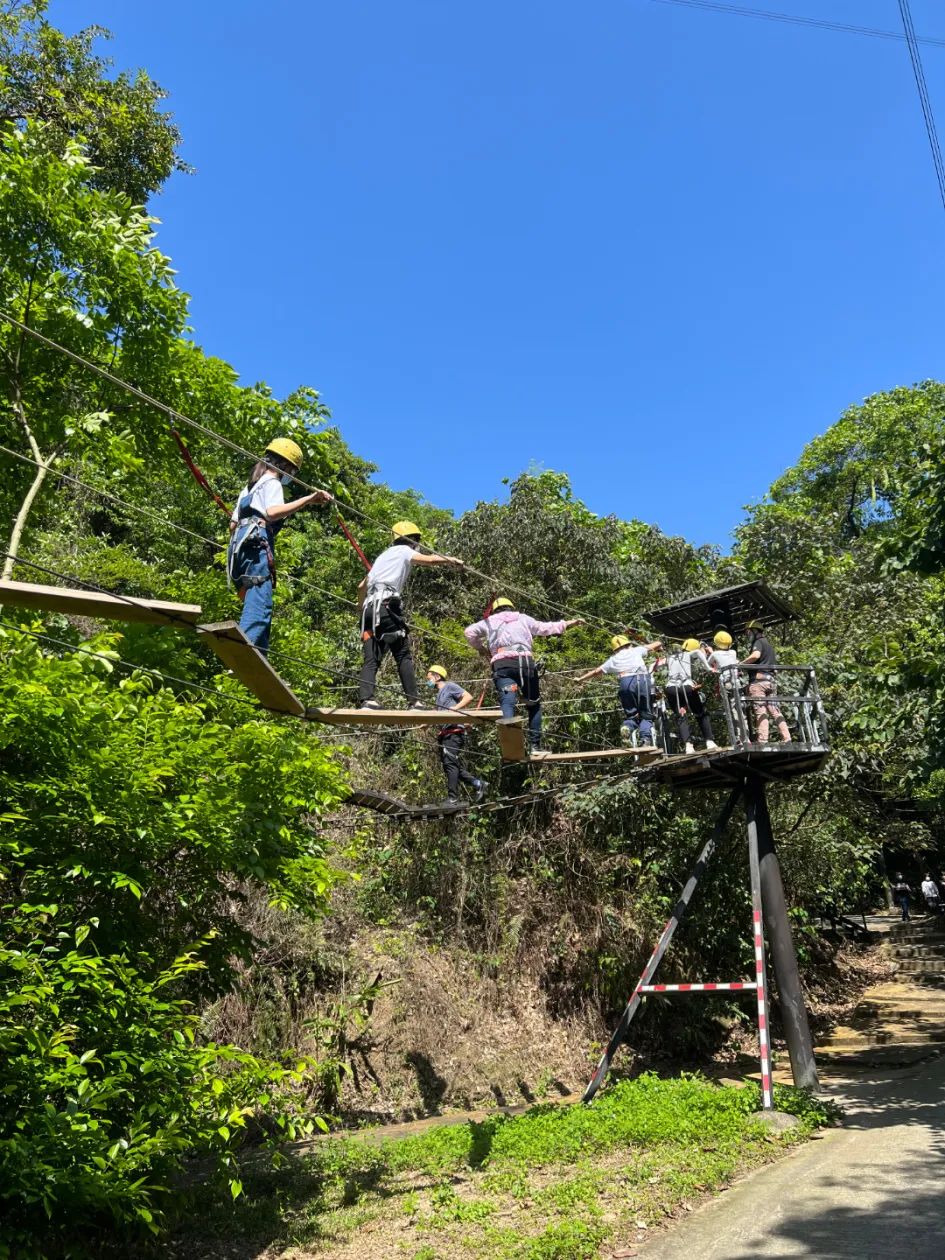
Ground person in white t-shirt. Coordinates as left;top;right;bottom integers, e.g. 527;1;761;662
662;638;718;754
358;520;463;709
576;634;662;747
227;438;332;653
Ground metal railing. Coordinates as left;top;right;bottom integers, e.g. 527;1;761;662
715;664;829;751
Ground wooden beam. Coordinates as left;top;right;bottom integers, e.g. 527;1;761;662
529;746;663;764
306;706;503;727
0;579;202;627
497;716;527;762
197;621;305;716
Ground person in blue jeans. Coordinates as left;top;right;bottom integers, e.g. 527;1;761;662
227;438;332;653
891;874;912;922
577;634;663;747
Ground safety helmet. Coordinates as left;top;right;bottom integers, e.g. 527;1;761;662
713;630;733;649
745;619;764;633
491;597;515;612
682;637;701;652
265;438;303;469
427;664;448;679
391;520;422;540
611;634;631;651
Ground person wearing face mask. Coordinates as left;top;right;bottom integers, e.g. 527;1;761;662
426;665;488;804
741;620;792;744
227;438;332;653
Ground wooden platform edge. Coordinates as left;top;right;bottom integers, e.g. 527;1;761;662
306;706;504;727
0;579;202;626
197;620;305;717
497;716;527;763
529;746;664;764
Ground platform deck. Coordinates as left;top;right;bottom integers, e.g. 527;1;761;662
530;746;663;764
306;706;503;727
197;621;305;716
642;742;829;788
0;579;202;627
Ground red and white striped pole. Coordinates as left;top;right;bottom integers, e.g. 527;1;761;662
747;792;775;1111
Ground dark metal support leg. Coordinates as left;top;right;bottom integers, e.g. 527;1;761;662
582;785;743;1103
747;795;774;1109
745;774;820;1090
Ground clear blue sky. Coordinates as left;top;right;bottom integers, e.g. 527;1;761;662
52;0;945;549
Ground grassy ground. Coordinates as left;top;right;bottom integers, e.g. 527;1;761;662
167;1074;838;1260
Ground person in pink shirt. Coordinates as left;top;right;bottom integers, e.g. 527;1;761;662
464;597;583;752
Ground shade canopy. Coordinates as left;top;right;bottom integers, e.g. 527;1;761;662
645;581;797;641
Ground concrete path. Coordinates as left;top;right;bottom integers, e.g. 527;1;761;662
638;1053;945;1260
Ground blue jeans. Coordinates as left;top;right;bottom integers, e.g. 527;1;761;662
235;546;273;654
619;675;653;741
493;658;542;748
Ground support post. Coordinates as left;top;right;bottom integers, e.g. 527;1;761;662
745;773;819;1090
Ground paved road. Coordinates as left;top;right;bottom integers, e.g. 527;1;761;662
639;1053;945;1260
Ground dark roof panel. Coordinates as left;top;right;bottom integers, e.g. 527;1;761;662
645;581;797;640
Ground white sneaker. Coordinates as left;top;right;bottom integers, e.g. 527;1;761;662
360;699;381;710
620;726;633;743
684;741;695;755
706;740;719;751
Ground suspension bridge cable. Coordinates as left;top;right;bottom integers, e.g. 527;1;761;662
649;0;945;47
0;312;620;635
898;0;945;217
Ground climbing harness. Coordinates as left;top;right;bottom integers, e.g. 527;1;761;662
226;491;276;595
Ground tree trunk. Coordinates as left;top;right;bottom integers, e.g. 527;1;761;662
2;451;55;581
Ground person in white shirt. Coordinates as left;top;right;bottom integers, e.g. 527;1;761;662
576;634;662;747
662;637;719;755
227;438;332;653
921;874;942;916
358;520;463;709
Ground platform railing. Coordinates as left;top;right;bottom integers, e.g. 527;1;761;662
715;664;829;752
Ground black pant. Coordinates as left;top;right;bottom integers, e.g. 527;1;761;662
438;731;477;799
358;602;418;703
665;684;713;746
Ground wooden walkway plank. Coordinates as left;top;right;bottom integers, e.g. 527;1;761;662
306;706;503;727
197;621;305;716
497;716;527;763
0;579;202;627
529;746;663;764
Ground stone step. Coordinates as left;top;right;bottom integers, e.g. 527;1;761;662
895;958;945;974
887;944;945;959
887;927;945;942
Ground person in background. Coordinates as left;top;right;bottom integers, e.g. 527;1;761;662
227;438;332;654
464;598;584;753
576;633;662;747
740;620;792;745
426;665;487;805
921;873;942;916
663;637;719;755
892;873;912;922
358;521;463;710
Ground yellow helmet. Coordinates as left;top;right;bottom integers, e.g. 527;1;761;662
392;519;422;540
713;631;733;649
682;637;701;652
491;597;515;612
611;634;631;651
427;664;448;679
265;438;303;469
745;619;764;632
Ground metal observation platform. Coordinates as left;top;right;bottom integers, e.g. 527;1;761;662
583;581;831;1110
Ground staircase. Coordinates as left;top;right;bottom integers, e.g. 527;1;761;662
815;916;945;1068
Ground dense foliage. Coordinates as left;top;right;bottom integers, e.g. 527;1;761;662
0;5;942;1254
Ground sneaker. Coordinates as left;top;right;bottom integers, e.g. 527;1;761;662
636;742;657;752
473;779;488;802
360;699;381;710
530;749;550;759
620;726;633;743
409;700;427;710
705;740;719;751
684;741;695;755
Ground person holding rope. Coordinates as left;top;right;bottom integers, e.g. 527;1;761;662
662;637;719;755
227;438;332;654
425;665;488;804
741;619;792;744
576;634;662;747
359;521;463;710
463;598;584;753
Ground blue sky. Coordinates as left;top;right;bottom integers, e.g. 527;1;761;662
53;0;945;549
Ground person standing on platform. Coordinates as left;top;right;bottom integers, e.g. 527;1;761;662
426;665;487;804
921;873;942;916
227;438;333;654
892;873;912;921
740;620;792;744
576;634;662;747
359;521;463;710
663;638;719;755
463;598;584;753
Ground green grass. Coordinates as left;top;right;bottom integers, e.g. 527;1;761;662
168;1074;838;1258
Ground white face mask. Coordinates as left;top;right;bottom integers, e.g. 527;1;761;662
280;473;293;487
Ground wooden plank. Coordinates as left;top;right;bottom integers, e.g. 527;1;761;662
497;716;527;763
306;706;503;727
529;746;663;764
0;579;202;627
197;621;305;716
